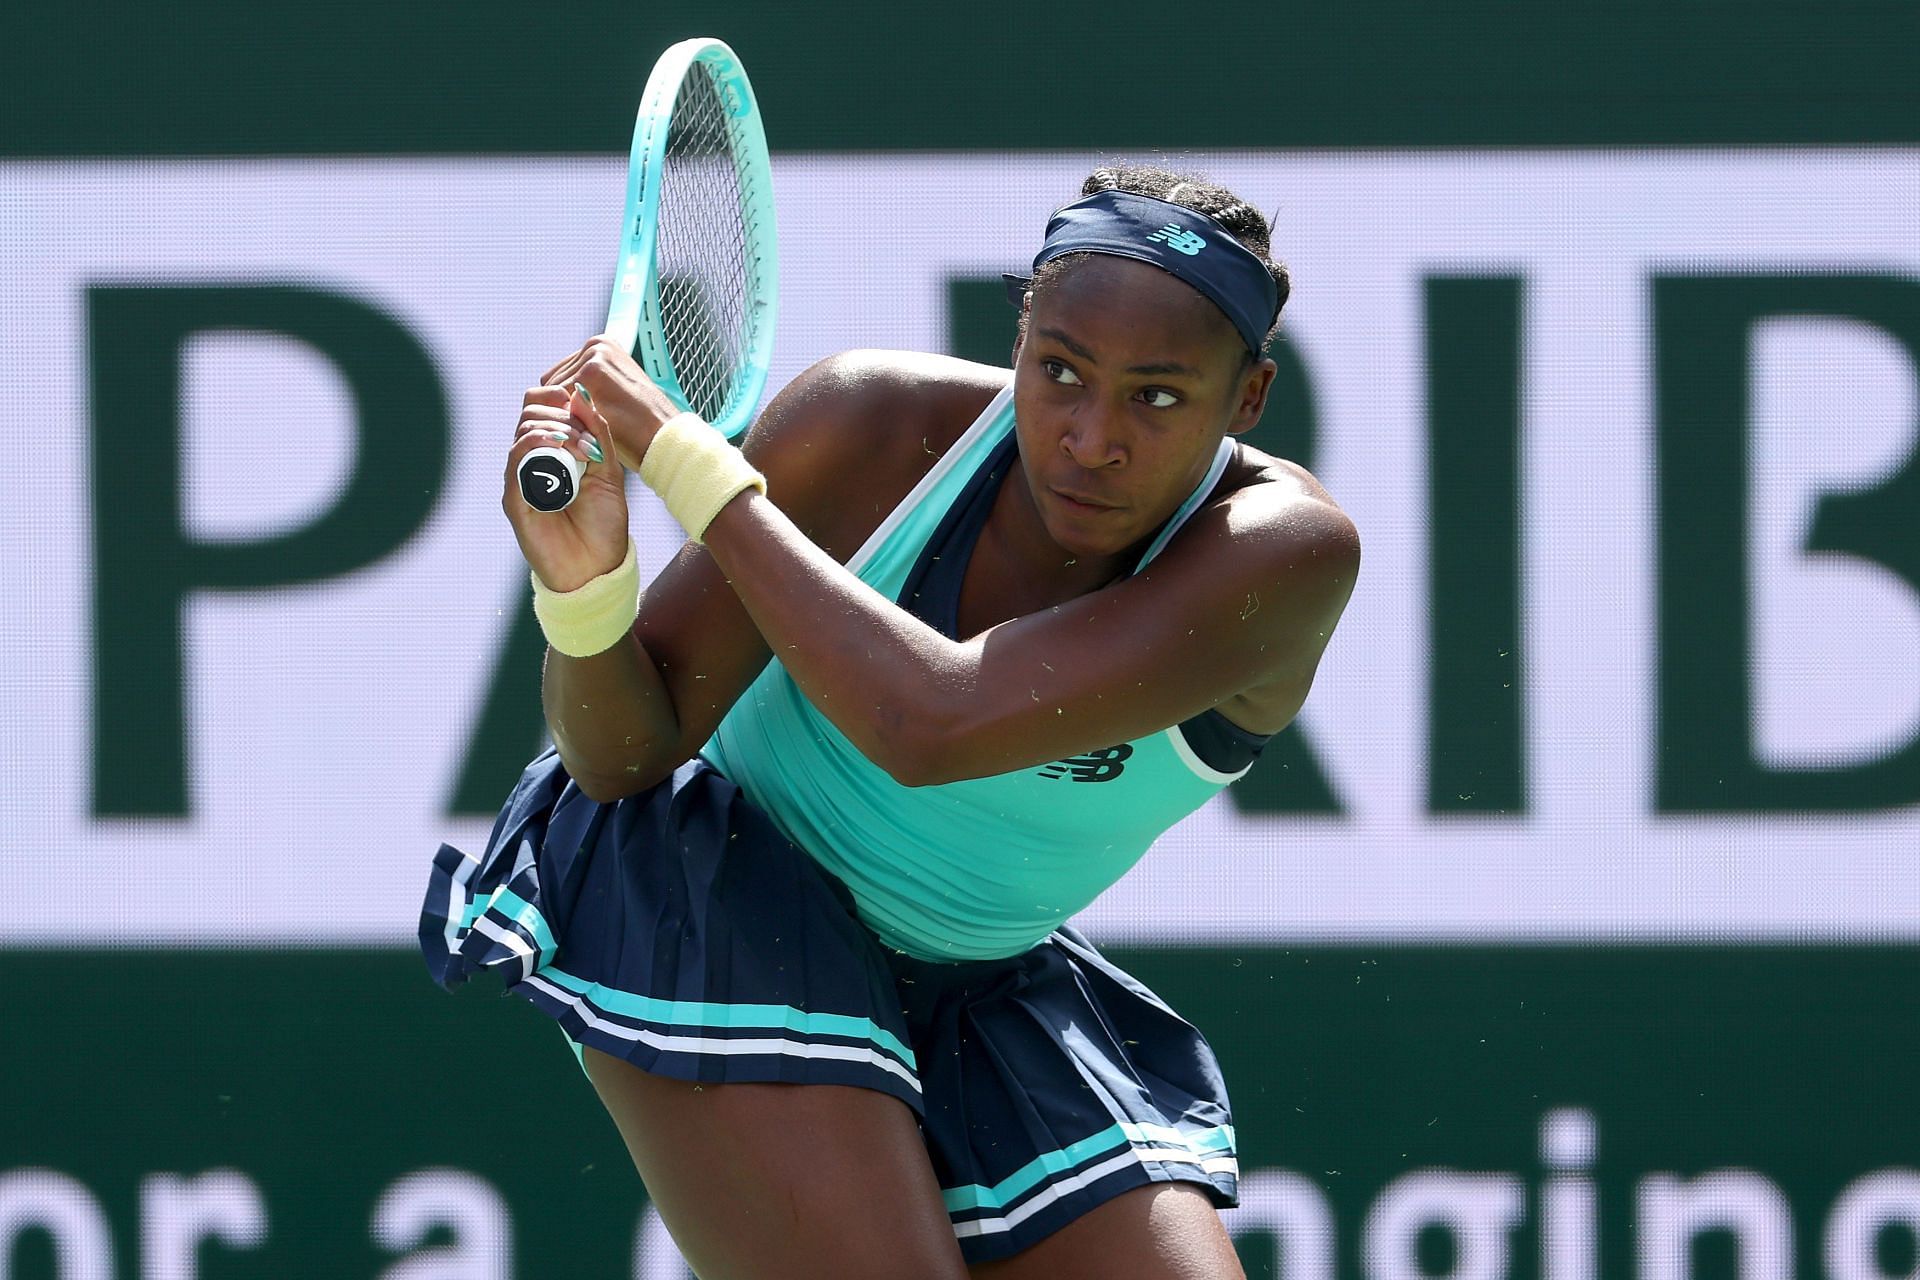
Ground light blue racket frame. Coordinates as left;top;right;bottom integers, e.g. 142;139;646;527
606;37;777;441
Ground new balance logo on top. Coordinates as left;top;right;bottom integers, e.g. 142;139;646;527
1038;744;1134;782
1146;224;1206;256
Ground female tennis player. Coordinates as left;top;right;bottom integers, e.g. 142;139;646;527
424;165;1357;1279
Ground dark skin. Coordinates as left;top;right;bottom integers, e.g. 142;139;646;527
502;255;1359;1278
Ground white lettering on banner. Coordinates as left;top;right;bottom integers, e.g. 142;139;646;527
3;152;1920;946
1540;1109;1598;1280
1363;1170;1526;1280
139;1170;268;1280
4;1144;1920;1277
1825;1169;1920;1280
1225;1170;1336;1280
370;1168;512;1280
633;1205;696;1280
1638;1170;1795;1280
0;1168;114;1280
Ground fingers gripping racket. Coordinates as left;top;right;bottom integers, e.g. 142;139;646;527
519;37;777;512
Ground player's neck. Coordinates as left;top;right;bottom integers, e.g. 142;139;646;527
977;467;1132;609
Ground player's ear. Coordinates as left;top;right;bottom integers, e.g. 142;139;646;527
1227;357;1278;436
1009;297;1031;366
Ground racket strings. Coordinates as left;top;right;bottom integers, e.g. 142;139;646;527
653;64;753;422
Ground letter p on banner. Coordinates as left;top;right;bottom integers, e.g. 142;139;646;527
88;284;449;815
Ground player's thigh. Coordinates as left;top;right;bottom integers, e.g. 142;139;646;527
968;1183;1244;1280
581;1047;969;1280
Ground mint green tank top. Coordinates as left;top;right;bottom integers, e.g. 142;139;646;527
701;385;1250;960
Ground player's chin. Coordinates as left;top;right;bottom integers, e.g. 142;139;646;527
1040;509;1139;561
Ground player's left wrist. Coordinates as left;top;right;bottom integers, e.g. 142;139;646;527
637;413;766;542
569;372;676;471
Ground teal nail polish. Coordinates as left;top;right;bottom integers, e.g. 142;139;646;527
571;381;594;406
582;438;605;464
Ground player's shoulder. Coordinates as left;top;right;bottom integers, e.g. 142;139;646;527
797;348;1008;399
749;349;1007;452
1202;440;1361;574
740;350;1009;552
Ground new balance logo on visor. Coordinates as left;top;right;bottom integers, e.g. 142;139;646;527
1146;224;1206;256
1038;744;1133;782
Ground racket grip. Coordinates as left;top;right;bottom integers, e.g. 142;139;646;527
518;446;587;513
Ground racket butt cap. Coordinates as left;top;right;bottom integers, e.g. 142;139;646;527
519;446;586;513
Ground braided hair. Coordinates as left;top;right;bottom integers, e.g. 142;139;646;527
1025;164;1291;360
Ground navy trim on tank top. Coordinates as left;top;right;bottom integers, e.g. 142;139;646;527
895;433;1272;775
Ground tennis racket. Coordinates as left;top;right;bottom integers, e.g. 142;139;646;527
518;36;777;512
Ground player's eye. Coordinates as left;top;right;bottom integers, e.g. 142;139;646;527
1139;387;1181;409
1041;359;1084;386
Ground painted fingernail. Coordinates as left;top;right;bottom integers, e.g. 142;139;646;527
571;381;594;406
544;429;570;443
582;437;605;464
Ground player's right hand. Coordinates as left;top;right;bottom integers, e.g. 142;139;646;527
503;382;630;592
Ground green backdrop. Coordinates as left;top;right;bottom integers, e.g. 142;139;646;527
10;946;1919;1277
3;1;1918;155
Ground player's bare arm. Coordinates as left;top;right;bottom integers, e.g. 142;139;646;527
695;461;1356;785
512;346;1002;799
551;264;1357;788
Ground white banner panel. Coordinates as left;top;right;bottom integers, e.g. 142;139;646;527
2;151;1917;944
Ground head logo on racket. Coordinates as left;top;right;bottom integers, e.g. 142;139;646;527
717;72;752;118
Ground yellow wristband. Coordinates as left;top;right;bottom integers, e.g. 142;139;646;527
530;539;640;658
638;412;767;542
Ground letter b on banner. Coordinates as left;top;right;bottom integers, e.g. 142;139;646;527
1656;274;1920;811
89;285;448;815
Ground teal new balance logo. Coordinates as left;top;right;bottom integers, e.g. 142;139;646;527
1038;744;1133;782
1146;224;1207;256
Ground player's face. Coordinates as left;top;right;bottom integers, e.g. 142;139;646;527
1011;255;1274;560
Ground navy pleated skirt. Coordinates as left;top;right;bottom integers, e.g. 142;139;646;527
421;749;1238;1263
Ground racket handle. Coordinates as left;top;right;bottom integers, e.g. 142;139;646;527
518;446;586;513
